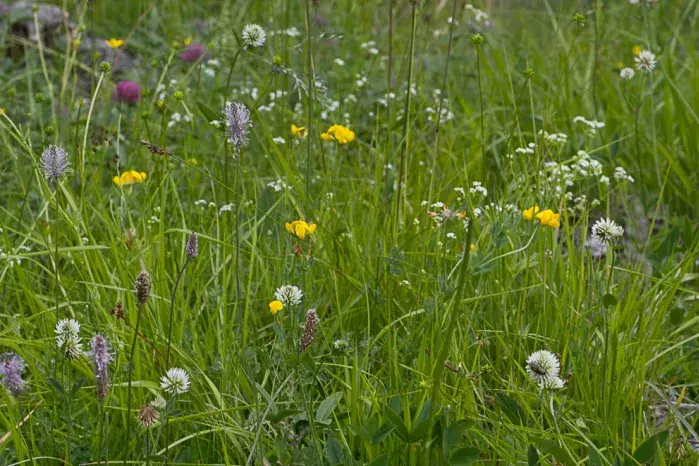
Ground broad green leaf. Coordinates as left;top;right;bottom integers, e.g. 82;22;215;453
371;423;395;445
384;405;409;442
366;454;390;466
450;446;479;466
316;392;343;425
325;434;345;465
589;444;602;466
528;444;540;466
603;293;618;307
632;431;669;463
534;438;577;466
443;419;475;458
197;101;219;122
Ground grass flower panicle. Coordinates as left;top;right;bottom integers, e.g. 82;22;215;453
40;145;71;184
161;367;190;395
274;285;303;306
186;231;199;259
300;309;320;352
89;334;111;401
223;102;252;150
0;353;26;396
135;270;151;305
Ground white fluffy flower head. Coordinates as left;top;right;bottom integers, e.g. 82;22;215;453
55;319;83;359
620;67;635;80
160;367;190;395
591;218;624;244
274;285;303;306
242;24;266;48
634;50;657;72
526;350;560;386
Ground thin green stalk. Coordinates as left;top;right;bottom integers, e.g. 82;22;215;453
124;302;144;465
393;3;418;240
81;71;106;205
304;0;316;216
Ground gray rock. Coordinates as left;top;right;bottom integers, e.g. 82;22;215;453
9;1;67;42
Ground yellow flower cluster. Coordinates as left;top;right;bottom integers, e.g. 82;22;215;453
523;205;560;229
291;124;308;138
285;220;317;240
106;38;125;49
269;300;284;315
113;170;147;187
320;124;354;144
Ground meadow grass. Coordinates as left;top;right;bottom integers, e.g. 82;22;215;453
0;0;697;464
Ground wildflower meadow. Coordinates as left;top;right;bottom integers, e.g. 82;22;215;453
0;0;697;464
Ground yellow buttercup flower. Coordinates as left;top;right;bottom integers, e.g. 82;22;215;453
632;45;641;56
522;205;540;221
269;300;284;315
184;37;193;46
321;124;355;144
616;61;624;70
469;243;476;252
535;209;561;229
106;38;125;49
285;220;317;240
113;170;147;187
291;124;308;138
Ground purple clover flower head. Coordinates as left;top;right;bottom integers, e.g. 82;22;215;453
223;101;251;151
90;335;111;401
179;43;208;63
114;81;141;104
0;353;26;396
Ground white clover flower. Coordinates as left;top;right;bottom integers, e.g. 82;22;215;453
634;50;657;72
591;218;624;244
242;24;266;48
274;285;303;306
526;350;560;386
620;67;635;80
160;367;190;395
150;394;167;410
55;319;83;359
542;376;565;390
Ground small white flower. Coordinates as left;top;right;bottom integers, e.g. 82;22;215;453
542;376;565;390
150;394;167;410
334;58;345;67
620;67;635;80
160;367;190;395
55;319;83;359
272;136;286;144
634;50;657;72
591;218;624;244
242;24;266;48
274;285;303;306
446;232;456;240
526;350;560;387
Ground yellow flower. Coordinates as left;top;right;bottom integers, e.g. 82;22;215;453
106;38;125;49
291;124;308;138
72;39;81;49
522;205;540;221
535;209;561;229
113;170;147;187
616;61;624;70
632;45;641;56
469;243;476;252
269;300;284;315
285;220;317;240
321;124;355;144
184;37;193;46
186;158;198;166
